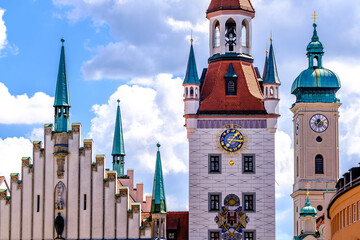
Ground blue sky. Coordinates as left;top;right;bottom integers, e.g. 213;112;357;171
1;0;360;239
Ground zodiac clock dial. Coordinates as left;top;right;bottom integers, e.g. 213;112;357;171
219;128;245;152
310;114;329;133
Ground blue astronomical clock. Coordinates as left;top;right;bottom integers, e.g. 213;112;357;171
219;128;246;153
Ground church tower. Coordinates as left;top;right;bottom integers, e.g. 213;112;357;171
290;21;341;237
112;99;126;177
184;1;280;239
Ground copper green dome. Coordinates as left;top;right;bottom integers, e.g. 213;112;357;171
291;23;341;104
300;196;317;217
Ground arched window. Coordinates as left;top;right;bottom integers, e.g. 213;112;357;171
313;57;318;67
225;19;236;52
185;88;188;97
226;79;237;95
214;21;220;48
241;21;247;47
270;87;274;97
315;155;324;174
195;87;198;98
190;87;194;97
297;157;299;177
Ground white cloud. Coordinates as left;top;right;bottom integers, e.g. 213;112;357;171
0;137;33;182
275;131;293;199
0;82;53;124
27;128;44;142
167;17;208;34
88;74;188;174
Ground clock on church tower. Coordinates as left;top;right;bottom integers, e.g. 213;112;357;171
183;0;280;239
290;20;341;237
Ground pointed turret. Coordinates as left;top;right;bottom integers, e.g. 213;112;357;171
183;41;200;85
183;40;200;121
263;41;280;85
54;38;71;132
112;100;125;177
151;143;167;214
263;39;280;119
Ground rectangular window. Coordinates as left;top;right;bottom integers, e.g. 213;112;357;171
209;155;221;174
243;193;255;212
358;201;360;221
84;194;87;210
168;232;175;239
243;155;255;173
244;231;255;240
353;204;356;223
349;207;351;225
209;231;220;240
209;193;220;212
37;195;40;212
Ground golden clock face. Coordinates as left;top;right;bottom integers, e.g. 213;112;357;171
217;125;248;154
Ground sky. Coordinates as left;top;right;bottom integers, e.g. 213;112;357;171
1;0;360;239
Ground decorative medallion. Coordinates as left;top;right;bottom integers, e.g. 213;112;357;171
216;124;248;155
309;114;328;133
215;194;249;239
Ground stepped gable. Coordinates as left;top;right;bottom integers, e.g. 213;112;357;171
198;60;266;114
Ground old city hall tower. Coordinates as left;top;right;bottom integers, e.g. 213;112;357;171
183;0;280;239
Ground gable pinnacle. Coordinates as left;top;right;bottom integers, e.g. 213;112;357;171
151;142;167;214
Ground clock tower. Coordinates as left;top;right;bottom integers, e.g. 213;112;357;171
290;22;341;237
184;0;280;239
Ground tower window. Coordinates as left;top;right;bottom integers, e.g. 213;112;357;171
243;154;255;173
296;157;299;177
209;154;221;174
243;193;255;212
225;19;236;52
209;231;220;240
209;193;221;211
226;78;237;95
241;21;248;47
190;87;194;97
315;154;324;174
84;194;87;210
244;231;255;240
313;57;318;67
316;136;323;142
214;21;220;48
37;195;40;212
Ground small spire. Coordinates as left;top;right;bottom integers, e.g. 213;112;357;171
265;43;269;55
151;143;167;214
112;100;125;156
183;41;200;85
263;40;280;84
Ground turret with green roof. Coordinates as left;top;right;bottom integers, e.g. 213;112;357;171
54;38;71;132
291;23;341;104
263;40;280;85
151;143;167;214
183;40;200;85
112;100;126;177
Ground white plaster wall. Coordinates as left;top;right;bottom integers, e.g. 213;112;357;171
67;130;80;239
116;189;129;239
264;99;280;115
0;200;10;240
104;180;116;239
79;143;92;239
21;165;33;240
10;182;21;240
91;161;104;239
188;126;276;240
32;146;44;240
184;99;199;115
141;228;152;239
43;128;54;240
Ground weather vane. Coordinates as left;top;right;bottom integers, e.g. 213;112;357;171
312;11;318;24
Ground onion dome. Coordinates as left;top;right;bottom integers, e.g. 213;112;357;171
291;23;341;103
300;196;317;217
207;0;255;14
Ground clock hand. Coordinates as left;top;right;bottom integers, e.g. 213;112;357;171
232;140;244;143
227;132;240;144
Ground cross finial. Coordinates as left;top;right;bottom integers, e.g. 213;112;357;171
305;183;311;196
312;11;318;24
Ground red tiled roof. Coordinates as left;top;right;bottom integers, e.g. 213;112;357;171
166;212;188;240
207;0;255;14
198;60;266;114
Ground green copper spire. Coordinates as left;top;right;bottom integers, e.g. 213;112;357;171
224;63;238;78
112;100;125;177
183;41;200;85
263;41;280;84
54;38;71;132
291;23;341;104
151;143;167;214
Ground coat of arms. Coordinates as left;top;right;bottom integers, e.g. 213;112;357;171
214;194;249;240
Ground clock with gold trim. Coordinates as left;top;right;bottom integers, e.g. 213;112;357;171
218;126;247;153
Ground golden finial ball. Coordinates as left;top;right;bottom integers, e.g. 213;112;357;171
229;160;235;166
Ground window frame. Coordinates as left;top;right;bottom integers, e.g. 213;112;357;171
208;229;221;240
315;154;324;174
243;192;256;212
242;154;255;174
208;192;222;212
243;230;256;240
208;154;221;174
